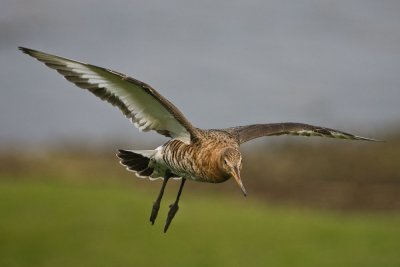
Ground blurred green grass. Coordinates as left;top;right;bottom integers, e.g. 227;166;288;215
1;137;400;267
1;178;400;267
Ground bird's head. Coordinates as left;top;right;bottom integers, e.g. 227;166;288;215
219;148;246;196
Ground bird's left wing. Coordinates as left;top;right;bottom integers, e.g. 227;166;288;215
225;123;380;144
19;47;199;142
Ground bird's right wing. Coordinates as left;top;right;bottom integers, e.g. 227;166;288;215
226;123;380;144
19;47;199;143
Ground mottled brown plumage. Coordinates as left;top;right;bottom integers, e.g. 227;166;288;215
20;47;379;232
161;130;240;182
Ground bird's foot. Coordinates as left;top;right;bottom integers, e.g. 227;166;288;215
164;202;179;233
150;201;160;225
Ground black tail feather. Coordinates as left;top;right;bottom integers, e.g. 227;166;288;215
117;149;154;177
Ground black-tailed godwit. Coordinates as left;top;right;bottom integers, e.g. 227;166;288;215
20;47;378;232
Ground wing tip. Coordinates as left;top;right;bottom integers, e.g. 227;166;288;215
18;47;46;60
354;136;384;142
18;46;34;55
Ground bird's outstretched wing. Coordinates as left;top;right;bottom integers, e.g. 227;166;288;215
226;123;380;144
19;47;198;142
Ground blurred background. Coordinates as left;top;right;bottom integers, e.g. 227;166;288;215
1;0;400;266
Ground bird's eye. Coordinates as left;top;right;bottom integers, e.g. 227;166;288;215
224;159;228;165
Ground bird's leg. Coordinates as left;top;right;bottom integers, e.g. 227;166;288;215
150;175;170;225
164;178;186;233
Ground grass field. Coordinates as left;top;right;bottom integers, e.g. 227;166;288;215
1;141;399;267
1;178;400;267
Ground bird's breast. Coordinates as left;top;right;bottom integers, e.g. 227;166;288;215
159;139;230;183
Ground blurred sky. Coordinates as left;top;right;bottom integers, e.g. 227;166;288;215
1;0;400;148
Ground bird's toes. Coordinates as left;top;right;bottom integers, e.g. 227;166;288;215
164;203;179;233
168;203;179;216
150;202;160;225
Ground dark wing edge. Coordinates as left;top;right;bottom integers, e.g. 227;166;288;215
18;46;199;141
225;123;382;144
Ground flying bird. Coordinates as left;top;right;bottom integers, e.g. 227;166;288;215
19;47;378;232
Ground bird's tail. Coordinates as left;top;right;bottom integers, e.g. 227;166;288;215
116;149;156;178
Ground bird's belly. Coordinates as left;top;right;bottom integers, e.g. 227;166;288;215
172;168;229;183
193;175;230;183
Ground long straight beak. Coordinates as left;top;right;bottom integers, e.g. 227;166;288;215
232;168;247;196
